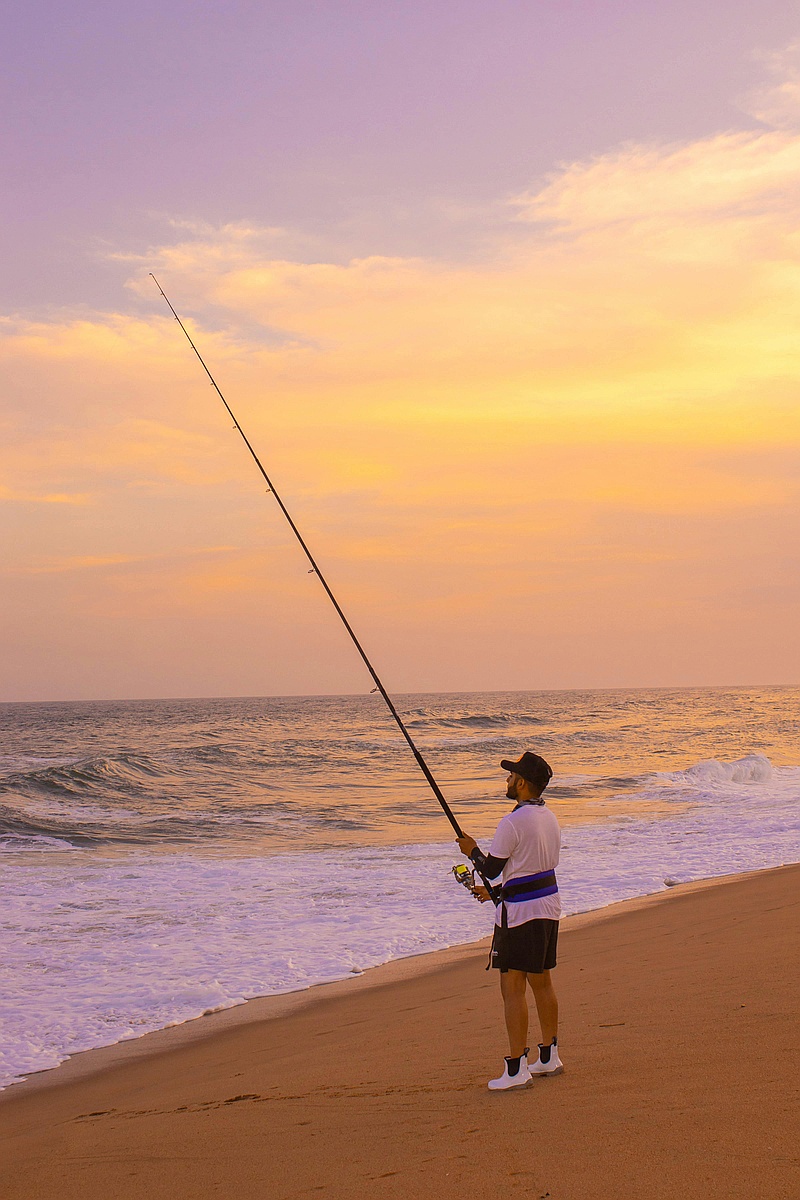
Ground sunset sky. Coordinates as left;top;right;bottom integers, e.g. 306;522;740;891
2;1;800;701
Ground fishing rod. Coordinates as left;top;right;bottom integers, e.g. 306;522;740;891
150;274;499;905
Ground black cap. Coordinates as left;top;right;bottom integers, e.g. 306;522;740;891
500;752;553;791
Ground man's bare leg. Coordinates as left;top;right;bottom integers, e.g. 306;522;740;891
500;969;529;1057
527;969;558;1044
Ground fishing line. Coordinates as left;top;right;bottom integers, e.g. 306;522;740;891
150;274;499;904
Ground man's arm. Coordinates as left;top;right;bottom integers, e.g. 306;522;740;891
456;834;508;881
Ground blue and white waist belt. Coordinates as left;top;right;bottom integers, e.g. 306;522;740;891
501;869;558;903
489;870;559;962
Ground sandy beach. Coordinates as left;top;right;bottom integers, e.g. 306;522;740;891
2;864;798;1200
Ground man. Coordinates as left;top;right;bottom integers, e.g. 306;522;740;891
457;751;563;1091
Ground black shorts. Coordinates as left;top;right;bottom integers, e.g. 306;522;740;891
490;918;559;974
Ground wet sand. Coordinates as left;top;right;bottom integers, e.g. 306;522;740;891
1;864;798;1200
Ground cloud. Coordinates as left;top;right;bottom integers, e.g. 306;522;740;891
0;485;92;505
3;544;240;580
743;40;800;131
6;553;142;575
514;131;800;229
3;79;800;693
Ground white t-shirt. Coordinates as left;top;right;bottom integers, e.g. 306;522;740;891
489;803;562;927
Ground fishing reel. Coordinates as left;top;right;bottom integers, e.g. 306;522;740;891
452;863;479;898
452;863;474;890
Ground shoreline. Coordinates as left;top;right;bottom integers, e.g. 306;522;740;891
3;861;791;1102
2;862;797;1199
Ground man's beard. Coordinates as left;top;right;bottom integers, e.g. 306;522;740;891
506;783;517;800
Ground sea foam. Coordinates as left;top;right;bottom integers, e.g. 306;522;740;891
1;753;797;1090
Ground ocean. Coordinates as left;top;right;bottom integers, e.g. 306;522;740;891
1;686;798;1089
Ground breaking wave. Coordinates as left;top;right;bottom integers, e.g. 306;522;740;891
674;753;774;786
0;752;164;798
406;712;540;731
1;748;793;853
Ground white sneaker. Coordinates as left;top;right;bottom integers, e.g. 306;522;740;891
528;1038;563;1076
488;1053;532;1091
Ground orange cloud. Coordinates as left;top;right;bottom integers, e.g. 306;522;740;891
0;485;92;505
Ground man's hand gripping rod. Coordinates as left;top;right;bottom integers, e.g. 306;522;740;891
150;274;500;906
